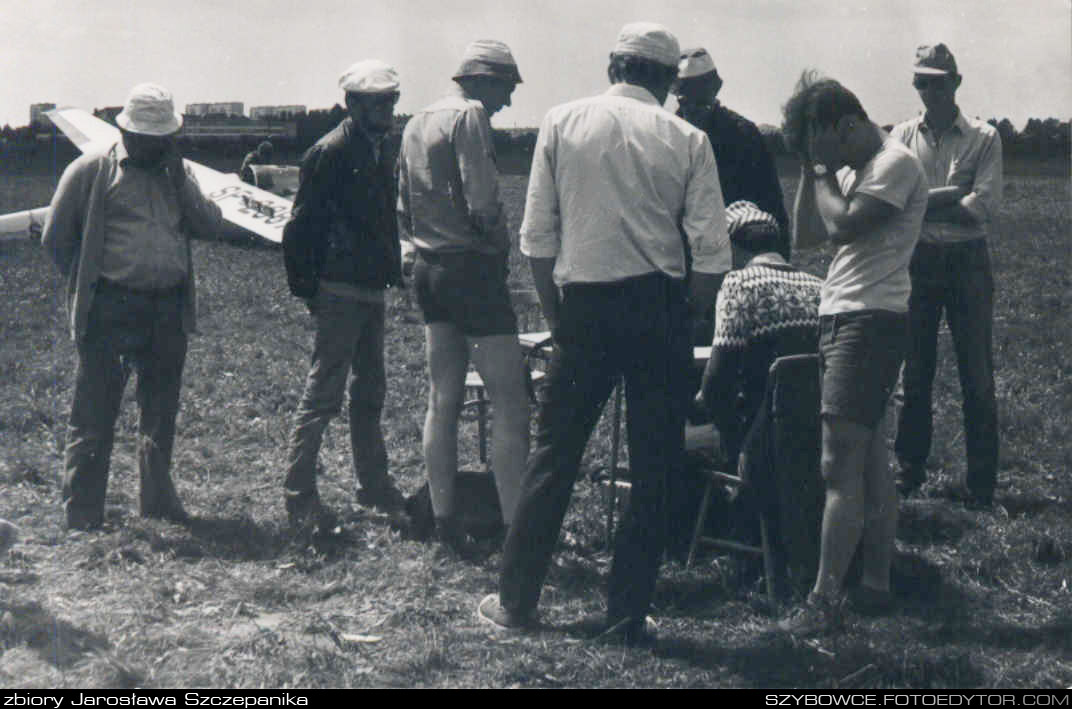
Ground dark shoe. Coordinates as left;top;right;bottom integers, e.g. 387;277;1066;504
140;473;191;524
777;594;842;636
285;489;340;535
963;494;994;512
947;484;993;511
0;519;18;553
433;516;482;561
847;584;895;616
141;501;191;525
356;482;406;514
64;501;104;532
477;593;534;632
896;464;926;497
572;613;658;647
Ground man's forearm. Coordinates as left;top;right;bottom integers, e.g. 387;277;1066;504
792;167;829;250
528;256;559;332
688;271;724;322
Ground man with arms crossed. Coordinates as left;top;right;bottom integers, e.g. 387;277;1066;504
779;72;927;634
477;23;730;644
397;40;529;552
892;44;1003;508
43;83;222;530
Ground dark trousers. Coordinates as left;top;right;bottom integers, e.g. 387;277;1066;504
63;280;188;521
895;239;999;497
499;273;692;625
284;288;390;495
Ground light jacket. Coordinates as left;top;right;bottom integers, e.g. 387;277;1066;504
41;142;222;341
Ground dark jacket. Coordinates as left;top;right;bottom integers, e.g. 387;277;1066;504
283;117;402;298
682;103;791;261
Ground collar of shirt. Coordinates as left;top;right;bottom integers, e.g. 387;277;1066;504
920;106;967;136
747;252;789;268
605;82;662;105
343;116;386;163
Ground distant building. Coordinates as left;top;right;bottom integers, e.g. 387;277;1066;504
30;103;56;127
185;102;244;118
180;119;297;139
250;105;306;120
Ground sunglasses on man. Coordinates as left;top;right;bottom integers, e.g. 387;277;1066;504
912;75;950;90
363;92;400;109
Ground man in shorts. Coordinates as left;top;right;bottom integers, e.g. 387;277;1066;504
779;72;927;634
397;40;529;552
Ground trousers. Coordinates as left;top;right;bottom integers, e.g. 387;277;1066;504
63;280;188;521
284;287;391;495
895;239;999;497
499;273;692;625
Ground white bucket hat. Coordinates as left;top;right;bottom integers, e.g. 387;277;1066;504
453;40;523;83
115;83;183;136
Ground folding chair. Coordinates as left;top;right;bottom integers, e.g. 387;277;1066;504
686;353;823;600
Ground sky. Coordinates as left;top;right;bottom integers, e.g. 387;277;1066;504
2;0;1070;131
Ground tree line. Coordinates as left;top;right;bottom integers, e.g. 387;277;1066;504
2;111;1066;164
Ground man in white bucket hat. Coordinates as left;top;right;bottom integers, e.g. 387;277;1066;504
42;83;222;531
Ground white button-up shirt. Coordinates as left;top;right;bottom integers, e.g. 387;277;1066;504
520;83;730;286
891;110;1003;244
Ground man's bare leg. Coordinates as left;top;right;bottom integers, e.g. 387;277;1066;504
812;414;873;600
423;323;468;519
860;412;897;592
468;334;530;527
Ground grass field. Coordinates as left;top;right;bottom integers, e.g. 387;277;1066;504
0;151;1069;688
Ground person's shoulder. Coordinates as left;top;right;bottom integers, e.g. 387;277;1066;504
63;144;114;178
713;104;760;134
960;113;999;139
314;118;350;151
879;137;924;171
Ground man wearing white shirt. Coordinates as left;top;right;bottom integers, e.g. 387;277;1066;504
478;22;730;645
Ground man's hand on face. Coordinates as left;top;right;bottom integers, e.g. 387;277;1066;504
163;140;187;193
808;124;841;170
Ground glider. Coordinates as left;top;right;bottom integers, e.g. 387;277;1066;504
0;108;295;244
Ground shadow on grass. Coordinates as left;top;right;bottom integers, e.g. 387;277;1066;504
997;493;1072;518
654;630;987;688
922;614;1072;654
897;499;973;545
0;598;111;671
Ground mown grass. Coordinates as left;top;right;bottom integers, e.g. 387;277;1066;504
0;152;1069;688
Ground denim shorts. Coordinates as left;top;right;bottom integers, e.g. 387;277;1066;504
414;250;518;337
819;309;907;429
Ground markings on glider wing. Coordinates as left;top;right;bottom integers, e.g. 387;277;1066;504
206;185;292;229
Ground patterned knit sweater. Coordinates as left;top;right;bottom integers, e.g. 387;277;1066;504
700;258;822;459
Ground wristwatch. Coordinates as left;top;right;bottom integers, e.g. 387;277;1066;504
812;163;829;177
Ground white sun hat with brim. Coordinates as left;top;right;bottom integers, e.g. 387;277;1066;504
452;40;523;84
115;83;183;136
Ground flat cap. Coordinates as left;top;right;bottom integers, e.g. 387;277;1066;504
339;60;400;94
612;22;680;68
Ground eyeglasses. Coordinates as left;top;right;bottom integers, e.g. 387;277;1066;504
912;75;949;90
